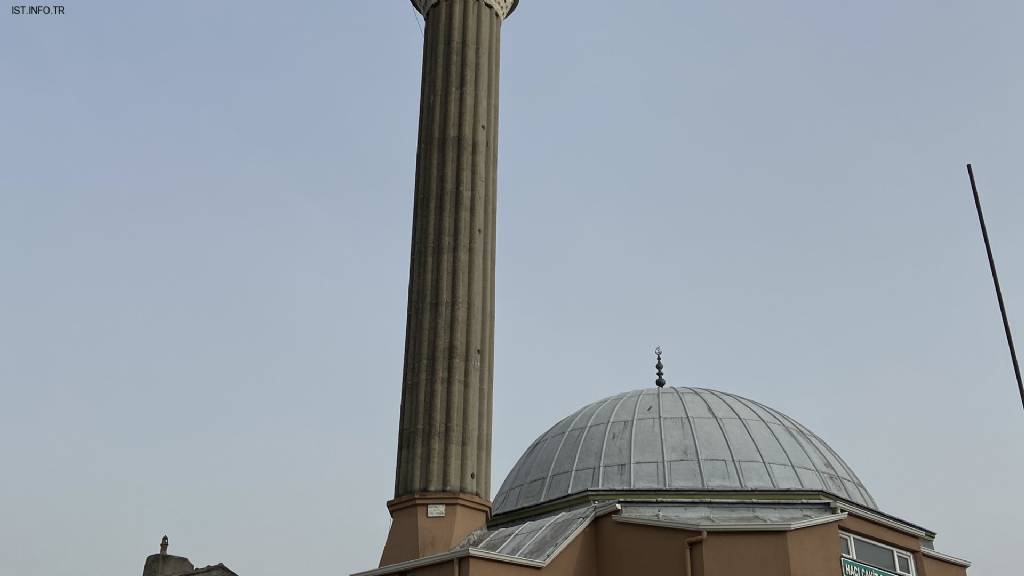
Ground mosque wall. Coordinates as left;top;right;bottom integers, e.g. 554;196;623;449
702;531;792;576
921;556;969;576
839;515;921;551
787;521;843;576
361;508;967;576
542;517;598;576
594;516;695;576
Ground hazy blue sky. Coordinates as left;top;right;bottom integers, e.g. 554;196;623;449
2;1;1022;575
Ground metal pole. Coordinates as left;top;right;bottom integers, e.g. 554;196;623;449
967;164;1024;411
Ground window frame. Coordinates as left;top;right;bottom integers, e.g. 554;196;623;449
839;531;915;576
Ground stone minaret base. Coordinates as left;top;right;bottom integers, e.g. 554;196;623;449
380;493;491;566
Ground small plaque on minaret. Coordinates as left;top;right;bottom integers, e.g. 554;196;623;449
426;504;446;518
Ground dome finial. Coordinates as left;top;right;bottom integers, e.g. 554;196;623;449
655;346;666;388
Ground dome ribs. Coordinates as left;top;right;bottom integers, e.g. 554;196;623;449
702;388;779;490
670;386;706;489
565;395;619;500
657;388;669;487
750;401;847;499
727;393;808;490
689;388;744;489
627;389;645;488
631;389;667;488
539;405;592;503
596;394;632;488
492;387;878;516
764;405;873;507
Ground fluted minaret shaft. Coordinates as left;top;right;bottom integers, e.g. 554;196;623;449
395;0;503;501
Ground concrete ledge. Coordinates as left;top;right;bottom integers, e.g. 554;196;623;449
922;548;972;568
387;492;492;515
613;512;848;533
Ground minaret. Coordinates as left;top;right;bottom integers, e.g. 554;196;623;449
380;0;518;566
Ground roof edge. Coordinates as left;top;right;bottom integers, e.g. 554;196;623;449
614;512;848;533
922;548;972;568
493;489;831;525
491;489;935;539
834;501;935;539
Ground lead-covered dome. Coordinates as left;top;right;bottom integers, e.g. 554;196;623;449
493;387;876;515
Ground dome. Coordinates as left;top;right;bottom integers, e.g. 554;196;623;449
492;387;876;515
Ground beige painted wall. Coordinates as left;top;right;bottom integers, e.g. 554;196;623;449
703;531;791;576
595;517;696;576
839;516;920;551
380;495;489;566
374;511;967;576
921;556;969;576
787;521;843;576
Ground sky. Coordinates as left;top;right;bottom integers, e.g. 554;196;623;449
1;1;1022;575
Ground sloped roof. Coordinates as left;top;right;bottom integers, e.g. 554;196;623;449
458;503;613;563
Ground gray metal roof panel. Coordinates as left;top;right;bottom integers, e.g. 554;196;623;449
458;504;602;564
618;502;836;527
492;387;878;515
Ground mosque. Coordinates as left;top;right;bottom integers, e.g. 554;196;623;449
140;1;972;576
358;1;972;575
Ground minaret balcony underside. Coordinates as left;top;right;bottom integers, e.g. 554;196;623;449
412;0;518;20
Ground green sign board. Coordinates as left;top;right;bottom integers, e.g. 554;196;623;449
841;557;899;576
